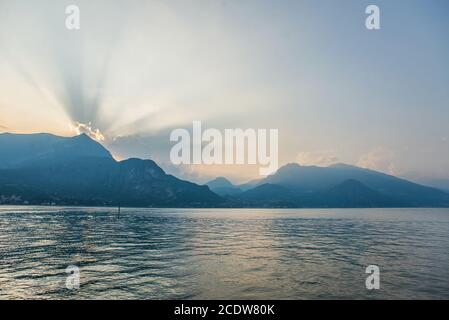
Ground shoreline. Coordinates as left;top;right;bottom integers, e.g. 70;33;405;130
1;204;449;210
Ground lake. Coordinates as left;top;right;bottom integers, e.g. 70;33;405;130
0;206;448;299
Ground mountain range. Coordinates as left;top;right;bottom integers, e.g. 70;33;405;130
206;163;449;207
1;133;449;208
0;133;221;207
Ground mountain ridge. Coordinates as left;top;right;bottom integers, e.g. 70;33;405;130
0;133;221;207
250;161;449;206
1;133;448;208
205;177;242;196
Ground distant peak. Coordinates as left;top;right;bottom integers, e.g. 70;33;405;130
276;163;300;170
276;163;302;172
120;157;158;166
284;163;301;168
206;176;235;188
70;134;90;143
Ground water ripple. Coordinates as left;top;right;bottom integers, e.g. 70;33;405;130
0;207;448;299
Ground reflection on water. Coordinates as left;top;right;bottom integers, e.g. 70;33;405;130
0;207;448;299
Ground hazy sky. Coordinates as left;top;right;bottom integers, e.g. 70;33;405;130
0;0;448;184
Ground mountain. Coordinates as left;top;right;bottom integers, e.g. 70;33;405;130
319;179;397;207
237;178;262;191
0;133;112;168
236;183;297;207
1;133;448;208
232;180;397;208
238;163;449;207
0;133;221;207
205;177;242;196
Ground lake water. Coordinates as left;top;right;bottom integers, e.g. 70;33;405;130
0;206;448;299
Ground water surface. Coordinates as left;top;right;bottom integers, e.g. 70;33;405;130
0;206;448;299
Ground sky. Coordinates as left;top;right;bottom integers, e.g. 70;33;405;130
0;0;448;185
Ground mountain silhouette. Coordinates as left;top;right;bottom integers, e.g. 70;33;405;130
320;179;397;207
0;133;111;168
0;133;221;207
233;179;398;208
205;177;242;196
1;133;448;208
236;183;297;207
250;163;449;207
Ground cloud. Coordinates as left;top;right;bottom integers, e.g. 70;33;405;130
69;121;105;142
296;150;339;167
357;147;397;175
